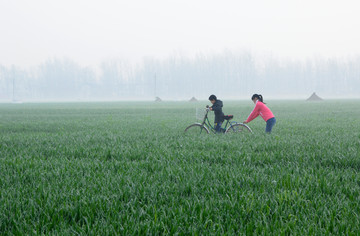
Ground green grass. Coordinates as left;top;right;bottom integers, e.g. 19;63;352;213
1;100;360;235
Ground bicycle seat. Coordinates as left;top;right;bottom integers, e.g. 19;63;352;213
223;115;233;120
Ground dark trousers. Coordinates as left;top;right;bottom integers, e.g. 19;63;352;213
214;122;224;133
266;117;276;133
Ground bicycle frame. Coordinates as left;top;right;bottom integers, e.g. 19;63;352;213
201;108;236;133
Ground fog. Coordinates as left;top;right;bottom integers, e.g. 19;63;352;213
1;0;360;101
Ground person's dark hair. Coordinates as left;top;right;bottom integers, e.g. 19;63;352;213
251;94;264;103
208;94;217;101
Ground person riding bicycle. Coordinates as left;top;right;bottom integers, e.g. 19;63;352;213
209;94;225;133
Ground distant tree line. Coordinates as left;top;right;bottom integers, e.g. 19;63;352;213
0;52;359;101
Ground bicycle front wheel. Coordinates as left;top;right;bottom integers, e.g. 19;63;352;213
225;123;252;134
184;124;209;135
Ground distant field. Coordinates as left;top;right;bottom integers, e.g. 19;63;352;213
1;100;360;234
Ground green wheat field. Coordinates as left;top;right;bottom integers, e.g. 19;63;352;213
1;100;360;235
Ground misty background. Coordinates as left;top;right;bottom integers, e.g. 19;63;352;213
1;0;359;101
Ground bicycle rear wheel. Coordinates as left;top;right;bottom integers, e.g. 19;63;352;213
225;123;252;134
184;124;209;135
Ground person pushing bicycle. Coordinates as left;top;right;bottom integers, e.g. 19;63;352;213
243;94;276;133
208;94;225;133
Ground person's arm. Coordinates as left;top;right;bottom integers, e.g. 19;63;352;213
244;103;260;123
211;103;222;112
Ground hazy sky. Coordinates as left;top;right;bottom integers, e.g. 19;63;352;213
1;0;359;67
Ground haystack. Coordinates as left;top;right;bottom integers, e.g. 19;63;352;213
306;92;323;101
189;97;198;102
155;96;162;102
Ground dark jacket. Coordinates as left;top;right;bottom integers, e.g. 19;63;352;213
211;100;224;123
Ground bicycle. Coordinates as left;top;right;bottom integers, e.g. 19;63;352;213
184;105;252;134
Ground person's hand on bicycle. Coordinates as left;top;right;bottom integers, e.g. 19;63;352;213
243;121;248;124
